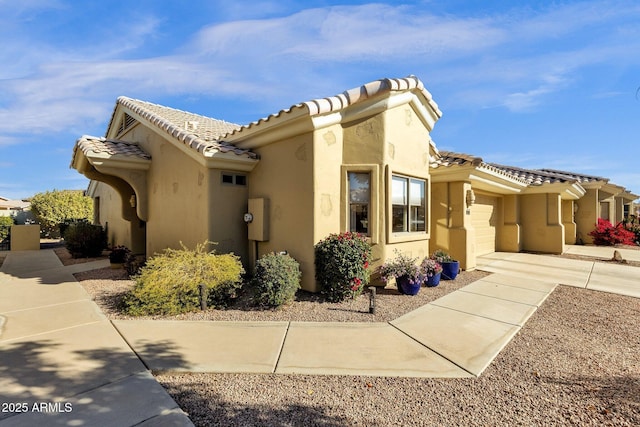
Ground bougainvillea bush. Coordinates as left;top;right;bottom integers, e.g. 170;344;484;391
314;232;372;302
588;218;637;246
621;215;640;246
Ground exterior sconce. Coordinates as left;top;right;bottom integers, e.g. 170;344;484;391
465;189;476;209
129;195;136;208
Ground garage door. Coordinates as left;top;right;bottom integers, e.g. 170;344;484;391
471;193;498;255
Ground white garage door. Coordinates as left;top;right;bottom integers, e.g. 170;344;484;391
471;193;498;255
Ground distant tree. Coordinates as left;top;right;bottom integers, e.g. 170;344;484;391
30;190;93;237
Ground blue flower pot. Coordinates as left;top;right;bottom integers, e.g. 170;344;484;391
397;276;421;295
441;261;459;280
425;272;441;287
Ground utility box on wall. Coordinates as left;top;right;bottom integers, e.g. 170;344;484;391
248;198;269;241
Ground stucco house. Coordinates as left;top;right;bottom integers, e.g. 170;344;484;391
0;196;31;224
71;76;638;291
72;76;442;291
429;153;638;270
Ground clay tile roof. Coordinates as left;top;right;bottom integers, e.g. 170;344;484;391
489;164;575;186
115;97;258;159
223;76;442;139
75;135;151;160
537;168;608;184
435;151;531;185
436;151;484;167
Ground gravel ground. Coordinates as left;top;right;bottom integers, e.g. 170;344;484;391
65;247;640;426
157;287;640;426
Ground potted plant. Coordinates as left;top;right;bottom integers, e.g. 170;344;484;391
420;258;442;287
377;251;425;295
109;245;130;268
430;249;459;280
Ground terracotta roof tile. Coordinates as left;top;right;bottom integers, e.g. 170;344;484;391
489;164;576;185
537;168;608;184
435;151;528;184
115;97;258;159
223;76;442;139
75;135;151;160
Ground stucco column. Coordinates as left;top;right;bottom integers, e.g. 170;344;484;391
547;193;565;254
500;194;521;252
562;200;577;245
575;188;598;244
447;181;475;270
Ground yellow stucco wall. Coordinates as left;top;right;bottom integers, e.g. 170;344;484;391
575;188;598;244
561;199;577;244
520;193;565;253
91;182;133;249
10;225;40;251
248;133;316;290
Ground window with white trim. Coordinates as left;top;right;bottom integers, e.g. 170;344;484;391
348;172;370;235
392;175;426;233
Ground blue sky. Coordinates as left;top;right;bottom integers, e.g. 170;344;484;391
1;0;639;200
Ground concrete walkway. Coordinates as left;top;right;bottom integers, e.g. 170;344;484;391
1;246;638;424
477;245;640;299
0;250;193;426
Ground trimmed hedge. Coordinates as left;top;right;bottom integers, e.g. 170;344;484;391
252;252;301;308
63;221;106;258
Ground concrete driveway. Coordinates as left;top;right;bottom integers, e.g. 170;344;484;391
477;245;640;299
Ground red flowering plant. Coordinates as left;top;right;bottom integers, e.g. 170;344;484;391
315;232;372;302
588;218;637;246
621;215;640;246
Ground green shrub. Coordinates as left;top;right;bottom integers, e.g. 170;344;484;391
314;232;372;302
63;221;106;258
123;242;244;315
124;252;146;277
252;252;301;308
0;216;13;241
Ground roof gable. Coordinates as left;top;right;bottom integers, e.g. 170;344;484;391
224;76;442;149
107;97;258;160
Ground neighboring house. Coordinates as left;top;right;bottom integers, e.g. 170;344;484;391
538;169;638;244
430;153;586;270
70;75;638;291
71;76;442;291
0;196;32;224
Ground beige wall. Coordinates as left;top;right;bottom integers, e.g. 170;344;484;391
92;182;132;248
10;225;40;251
249;133;316;290
561;200;577;244
246;103;435;292
520;193;565;253
575;188;598;244
500;194;521;252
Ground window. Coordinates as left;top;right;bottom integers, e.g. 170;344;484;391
392;175;426;233
348;172;370;235
222;173;247;186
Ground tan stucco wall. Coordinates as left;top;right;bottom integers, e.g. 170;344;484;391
249;133;316;290
246;103;435;292
561;200;577;244
429;181;476;270
500;194;521;252
10;225;40;251
92;182;132;249
520;193;565;253
208;170;249;261
575;188;598;244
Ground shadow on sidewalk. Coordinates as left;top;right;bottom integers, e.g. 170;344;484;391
0;338;190;421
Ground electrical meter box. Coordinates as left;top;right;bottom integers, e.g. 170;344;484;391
248;198;269;241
